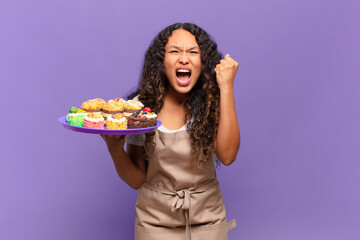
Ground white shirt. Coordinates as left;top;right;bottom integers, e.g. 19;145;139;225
125;124;187;146
125;95;187;146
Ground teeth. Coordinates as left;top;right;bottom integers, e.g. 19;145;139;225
177;69;190;73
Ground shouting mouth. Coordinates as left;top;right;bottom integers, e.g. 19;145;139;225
176;67;191;86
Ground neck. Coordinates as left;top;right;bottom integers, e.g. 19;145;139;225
165;87;189;106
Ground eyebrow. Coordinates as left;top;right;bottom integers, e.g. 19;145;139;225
167;45;200;51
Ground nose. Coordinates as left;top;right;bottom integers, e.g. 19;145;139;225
179;52;189;64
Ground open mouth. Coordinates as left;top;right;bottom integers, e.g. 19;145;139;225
176;68;191;86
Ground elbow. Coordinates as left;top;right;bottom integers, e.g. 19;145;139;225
127;180;145;190
216;148;239;166
220;157;236;166
215;139;240;166
218;147;239;166
128;178;146;190
127;175;146;190
116;172;146;190
130;183;143;190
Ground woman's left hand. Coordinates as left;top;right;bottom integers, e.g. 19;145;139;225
213;54;240;166
214;54;239;90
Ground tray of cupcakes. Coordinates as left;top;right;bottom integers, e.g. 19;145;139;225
58;98;161;135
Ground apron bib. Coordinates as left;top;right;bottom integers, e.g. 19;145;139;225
135;130;236;240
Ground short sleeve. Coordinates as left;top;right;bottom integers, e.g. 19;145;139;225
125;134;145;146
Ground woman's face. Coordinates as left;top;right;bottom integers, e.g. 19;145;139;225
164;29;202;95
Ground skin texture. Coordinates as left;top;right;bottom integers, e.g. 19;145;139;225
131;23;226;168
163;29;202;97
102;27;240;189
213;54;240;165
160;29;202;130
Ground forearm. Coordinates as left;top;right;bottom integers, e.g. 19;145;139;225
215;87;240;165
107;145;146;189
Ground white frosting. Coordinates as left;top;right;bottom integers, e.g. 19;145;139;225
66;113;86;120
67;113;86;116
85;116;104;122
107;116;126;123
127;100;144;108
145;114;157;119
123;112;133;117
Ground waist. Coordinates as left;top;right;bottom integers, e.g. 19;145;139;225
141;178;219;240
142;178;219;195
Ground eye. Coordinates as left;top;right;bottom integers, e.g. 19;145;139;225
189;51;199;54
169;50;179;53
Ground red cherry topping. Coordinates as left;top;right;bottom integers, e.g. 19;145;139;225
143;108;151;113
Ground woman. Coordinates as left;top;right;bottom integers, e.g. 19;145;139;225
102;23;240;240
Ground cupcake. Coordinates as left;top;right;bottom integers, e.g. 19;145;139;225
127;108;157;129
123;100;144;117
83;113;105;129
114;98;127;105
102;99;125;119
66;107;87;127
81;98;106;114
105;113;127;129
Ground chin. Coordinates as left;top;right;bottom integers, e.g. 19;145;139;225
172;88;191;95
173;83;195;95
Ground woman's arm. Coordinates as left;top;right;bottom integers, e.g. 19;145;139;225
214;54;240;166
101;135;147;189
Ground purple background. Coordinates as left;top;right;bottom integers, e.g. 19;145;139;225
1;0;359;239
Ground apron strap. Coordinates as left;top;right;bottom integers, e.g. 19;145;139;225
142;179;219;240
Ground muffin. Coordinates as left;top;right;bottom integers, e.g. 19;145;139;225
66;107;87;127
81;98;106;114
102;99;125;119
127;108;157;129
83;113;105;129
123;100;144;117
105;113;127;129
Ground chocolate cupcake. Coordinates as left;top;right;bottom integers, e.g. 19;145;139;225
127;108;157;129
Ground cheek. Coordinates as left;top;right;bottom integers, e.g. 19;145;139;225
164;56;175;73
163;63;171;77
194;59;202;75
193;56;202;69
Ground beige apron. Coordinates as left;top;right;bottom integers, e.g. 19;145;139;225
135;130;236;240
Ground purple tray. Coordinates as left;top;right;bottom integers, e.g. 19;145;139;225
58;116;161;135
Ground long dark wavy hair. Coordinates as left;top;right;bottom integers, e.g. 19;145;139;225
128;23;222;168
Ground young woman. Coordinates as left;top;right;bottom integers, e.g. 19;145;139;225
102;23;240;240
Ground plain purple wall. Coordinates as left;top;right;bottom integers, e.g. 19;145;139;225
1;0;359;239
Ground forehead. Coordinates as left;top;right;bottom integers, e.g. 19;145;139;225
165;29;199;48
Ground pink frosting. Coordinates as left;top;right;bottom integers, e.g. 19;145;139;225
84;119;104;129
